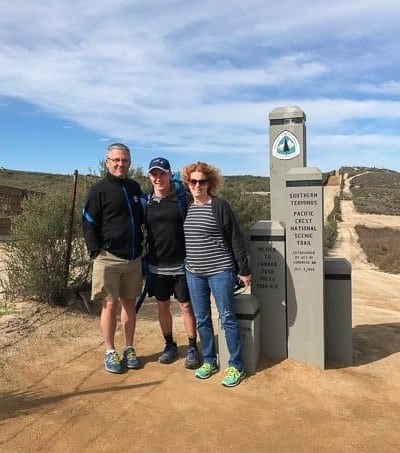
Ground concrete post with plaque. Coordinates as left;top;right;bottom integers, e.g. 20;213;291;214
285;167;325;369
224;105;353;372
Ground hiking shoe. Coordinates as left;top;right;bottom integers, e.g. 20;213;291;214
184;345;201;369
122;347;141;369
195;362;219;379
104;351;123;374
220;367;246;387
159;342;179;364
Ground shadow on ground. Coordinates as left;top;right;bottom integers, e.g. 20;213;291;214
352;322;400;366
0;380;162;423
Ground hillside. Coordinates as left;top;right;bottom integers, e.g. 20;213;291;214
343;167;400;215
0;168;77;193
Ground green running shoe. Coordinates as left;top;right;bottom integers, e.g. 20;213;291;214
220;366;246;387
195;362;219;379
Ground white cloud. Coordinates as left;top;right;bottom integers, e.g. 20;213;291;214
354;81;400;96
1;1;400;175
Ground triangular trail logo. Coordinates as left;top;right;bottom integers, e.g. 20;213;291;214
272;131;300;160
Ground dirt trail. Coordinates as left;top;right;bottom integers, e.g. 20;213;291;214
330;174;400;315
0;174;399;452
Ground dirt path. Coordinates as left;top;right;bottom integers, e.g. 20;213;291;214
1;175;400;452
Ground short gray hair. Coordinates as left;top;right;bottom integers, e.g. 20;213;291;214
107;143;131;159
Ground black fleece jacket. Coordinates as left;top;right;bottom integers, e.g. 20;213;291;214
210;196;250;276
82;173;144;260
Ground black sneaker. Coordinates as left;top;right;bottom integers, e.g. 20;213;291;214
184;345;201;369
122;347;141;369
159;342;179;364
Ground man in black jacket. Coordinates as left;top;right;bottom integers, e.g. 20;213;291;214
82;143;144;374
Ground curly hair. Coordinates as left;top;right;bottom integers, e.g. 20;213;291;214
181;161;223;195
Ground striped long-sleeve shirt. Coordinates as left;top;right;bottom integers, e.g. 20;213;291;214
184;201;237;276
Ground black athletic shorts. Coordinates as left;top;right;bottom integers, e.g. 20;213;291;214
148;274;190;302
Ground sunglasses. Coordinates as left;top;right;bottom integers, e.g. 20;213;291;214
189;179;208;186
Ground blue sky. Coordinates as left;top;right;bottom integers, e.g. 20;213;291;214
1;1;400;177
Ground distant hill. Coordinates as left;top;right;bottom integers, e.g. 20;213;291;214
341;166;400;215
224;175;270;192
0;168;77;193
0;167;272;193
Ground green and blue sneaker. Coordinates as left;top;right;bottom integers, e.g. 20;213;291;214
122;347;141;369
220;366;246;387
195;362;219;379
104;350;123;374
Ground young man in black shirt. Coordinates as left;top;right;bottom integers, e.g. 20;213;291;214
143;157;200;369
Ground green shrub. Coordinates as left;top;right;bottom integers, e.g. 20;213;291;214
219;183;270;245
324;222;337;254
324;195;341;254
0;180;91;305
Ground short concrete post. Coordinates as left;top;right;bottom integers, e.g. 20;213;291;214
218;294;260;374
250;221;287;360
324;257;352;366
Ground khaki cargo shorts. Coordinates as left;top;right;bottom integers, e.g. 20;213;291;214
91;250;143;302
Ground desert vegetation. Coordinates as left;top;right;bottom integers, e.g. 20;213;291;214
0;165;271;309
355;225;400;274
338;166;400;274
1;165;400;310
342;166;400;215
324;195;342;254
0;177;93;306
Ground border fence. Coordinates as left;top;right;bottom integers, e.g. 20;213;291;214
0;185;39;236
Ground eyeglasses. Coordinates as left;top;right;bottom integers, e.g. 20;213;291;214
189;179;208;186
107;157;130;164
